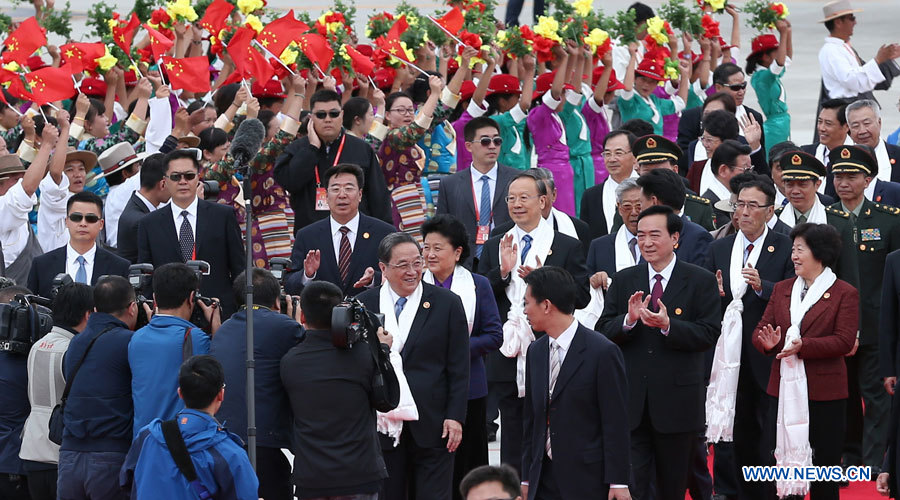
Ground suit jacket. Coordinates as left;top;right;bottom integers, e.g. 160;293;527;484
880;249;900;378
27;245;130;298
357;283;470;448
116;192;152;264
752;278;858;401
136;199;245;316
477;230;591;382
704;231;795;391
467;274;504;399
769;218;793;236
522;324;631;498
492;214;592;257
284;214;395;296
701;188;732;229
579;180;612;241
586;233;619;277
677;105;767;176
435;164;517;269
597;260;721;433
675;217;714;267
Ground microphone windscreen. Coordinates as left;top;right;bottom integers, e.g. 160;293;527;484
229;118;266;164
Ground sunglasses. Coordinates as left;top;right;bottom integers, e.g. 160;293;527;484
723;82;748;91
313;110;341;119
68;212;101;224
168;172;198;182
477;137;503;147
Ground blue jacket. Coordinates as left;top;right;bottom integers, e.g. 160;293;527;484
129;315;210;437
210;307;303;448
62;312;134;452
0;351;28;474
120;409;258;499
468;274;503;399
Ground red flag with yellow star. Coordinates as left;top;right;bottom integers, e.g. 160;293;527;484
227;27;275;84
25;64;75;105
435;7;464;35
112;13;141;54
59;42;106;73
161;56;210;93
375;37;412;64
387;16;409;40
145;24;175;61
6;78;33;102
344;44;375;77
1;17;47;64
297;34;334;72
259;10;311;57
198;0;234;35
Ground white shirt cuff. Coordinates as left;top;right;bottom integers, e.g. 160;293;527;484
565;89;582;105
466;100;487;118
542;91;562;109
509;103;527;123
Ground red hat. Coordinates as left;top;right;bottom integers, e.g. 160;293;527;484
123;69;138;87
749;34;779;58
532;71;575;101
591;66;625;91
373;68;394;90
459;80;476;101
635;58;666;82
679;50;702;66
487;74;521;96
80;77;107;97
252;79;286;98
718;37;734;51
26;55;48;71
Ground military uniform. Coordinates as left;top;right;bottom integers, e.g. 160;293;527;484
685;193;716;231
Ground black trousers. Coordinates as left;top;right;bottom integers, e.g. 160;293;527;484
26;468;56;500
0;474;29;500
843;344;889;468
489;381;524;475
630;405;696;500
380;426;454;500
686;437;712;500
256;446;292;500
732;370;776;500
503;0;545;27
453;397;488;500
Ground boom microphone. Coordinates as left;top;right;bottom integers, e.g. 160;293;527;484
229;118;266;165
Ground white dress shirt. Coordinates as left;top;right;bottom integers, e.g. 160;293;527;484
65;243;97;283
0;180;38;267
470;163;498;225
819;36;889;99
37;173;72;252
550;318;578;366
302;212;361;284
106;174;141;247
171;196;199;245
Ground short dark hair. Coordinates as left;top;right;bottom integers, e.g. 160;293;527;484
713;63;744;86
727;171;760;193
459;464;522;500
385;91;413;113
198;126;228;154
508;170;548;197
378;232;421;264
178;355;225;409
738;177;777;206
139;153;168;190
769;141;801;170
324;163;365;191
603;129;638;150
342;96;371;129
790;223;843;268
638;204;683;236
636;169;686;210
620;119;654;138
628;2;655;25
105;160;140;187
703;110;740;141
66;190;104;215
421;214;471;264
710;139;751;177
523;266;577;315
464;117;500;142
310;89;341;109
213;83;240;115
93;276;135;316
820;98;849;127
702;92;737;115
299;281;342;330
51;283;94;328
233;268;281;309
257;110;277;133
152;263;199;310
165;149;201;172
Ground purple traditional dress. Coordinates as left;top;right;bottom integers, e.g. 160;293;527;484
527;92;574;214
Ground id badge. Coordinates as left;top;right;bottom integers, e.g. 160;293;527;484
476;225;490;245
315;187;329;211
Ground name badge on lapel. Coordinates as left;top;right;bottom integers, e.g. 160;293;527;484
861;228;881;242
315;187;330;211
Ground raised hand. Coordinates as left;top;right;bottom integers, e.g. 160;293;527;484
640;299;669;330
499;233;518;278
303;249;321;278
757;324;781;352
626;291;647;325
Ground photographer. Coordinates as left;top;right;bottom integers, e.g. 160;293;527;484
0;285;32;499
210;268;303;500
129;262;221;436
280;281;393;500
58;276;138;499
20;282;93;500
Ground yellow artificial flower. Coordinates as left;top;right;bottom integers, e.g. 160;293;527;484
96;47;118;72
534;16;562;43
237;0;264;15
246;14;263;33
708;0;726;11
338;44;350;62
573;0;593;18
583;28;608;51
166;0;198;22
665;66;679;81
407;15;419;27
280;42;299;65
774;2;789;18
646;16;668;45
496;30;507;43
2;61;20;73
107;19;119;32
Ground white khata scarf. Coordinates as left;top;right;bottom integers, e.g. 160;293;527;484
423;265;476;334
377;283;421;446
778;198;827;227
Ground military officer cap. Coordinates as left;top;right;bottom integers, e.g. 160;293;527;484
780;151;827;181
633;135;683;164
829;145;878;178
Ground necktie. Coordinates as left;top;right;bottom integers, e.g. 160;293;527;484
394;296;408;321
338;226;352;282
75;255;87;284
546;339;560;459
797;214;808;224
520;235;533;264
476;175;492;258
650;274;664;313
179;210;194;262
743;243;754;267
628;237;638;261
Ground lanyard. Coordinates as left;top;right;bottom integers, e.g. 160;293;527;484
315;134;347;187
471;174;493;223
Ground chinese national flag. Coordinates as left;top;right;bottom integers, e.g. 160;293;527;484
227;27;274;83
387;16;409;40
145;24;175;60
198;0;234;34
1;17;47;64
376;37;412;64
297;34;334;71
59;43;106;73
112;13;141;53
161;56;210;92
435;8;464;35
25;64;75;105
259;10;310;57
344;44;374;77
6;78;33;102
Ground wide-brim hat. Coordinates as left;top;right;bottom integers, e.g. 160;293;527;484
177;135;201;148
714;197;737;213
65;149;98;170
0;154;25;179
749;34;779;58
96;142;142;178
487;74;522;96
819;0;862;23
532;71;575;101
829;145;878;177
781;151;827;180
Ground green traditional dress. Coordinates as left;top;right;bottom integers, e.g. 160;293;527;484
751;58;791;151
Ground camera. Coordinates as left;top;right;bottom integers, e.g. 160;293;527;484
186;260;215;332
0;294;53;354
201;179;220;200
128;264;154;329
269;257;299;314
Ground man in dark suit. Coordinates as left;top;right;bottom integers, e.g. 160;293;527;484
137;149;245;316
116;153;170;263
286;163;395;296
701;140;753;229
436;117;517;269
846;99;900;183
357;232;469;500
704;179;794;499
579;130;638;240
597;205;721;500
520;266;630;500
28;191;129;297
587;178;641;286
477;170;590;474
274;89;392;231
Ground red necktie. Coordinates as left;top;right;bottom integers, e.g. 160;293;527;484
650;274;663;313
744;243;754;267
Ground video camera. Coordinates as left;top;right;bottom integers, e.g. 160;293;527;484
186;260;215;332
128;264;154;330
331;298;399;413
0;273;78;353
269;257;299;314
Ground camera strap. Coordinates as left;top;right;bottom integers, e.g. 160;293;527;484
182;327;193;362
59;326;115;404
161;419;213;499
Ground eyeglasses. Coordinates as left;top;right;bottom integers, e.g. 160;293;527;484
505;194;540;204
723;82;747;91
387;258;425;271
168;172;198;182
700;135;721;145
618;202;642;212
313;110;341;119
389;108;416;116
327;185;359;194
68;212;101;224
477;136;502;147
733;201;773;211
602;149;632;159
